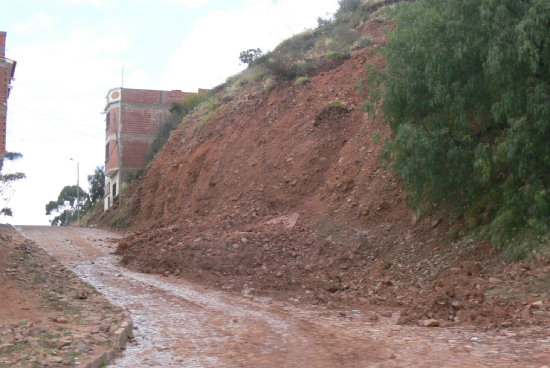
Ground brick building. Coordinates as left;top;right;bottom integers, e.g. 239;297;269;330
0;32;16;171
104;87;202;210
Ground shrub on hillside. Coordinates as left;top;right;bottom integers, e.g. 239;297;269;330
294;76;311;85
351;35;374;50
326;101;347;109
325;51;349;61
239;48;263;65
371;0;550;249
337;0;363;14
146;93;207;163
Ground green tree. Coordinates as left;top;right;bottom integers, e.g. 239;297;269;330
45;185;89;226
88;165;105;205
0;152;26;217
239;48;263;65
373;0;550;244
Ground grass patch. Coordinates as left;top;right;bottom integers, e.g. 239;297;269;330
49;288;65;295
294;76;311;85
354;78;366;95
502;231;550;262
351;35;374;50
13;342;28;353
325;51;348;61
39;333;57;340
371;130;381;145
192;98;217;133
194;111;215;133
484;286;514;301
326;101;347;109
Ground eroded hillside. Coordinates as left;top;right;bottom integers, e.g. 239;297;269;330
114;20;550;329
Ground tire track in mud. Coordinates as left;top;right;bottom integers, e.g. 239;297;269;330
18;226;550;367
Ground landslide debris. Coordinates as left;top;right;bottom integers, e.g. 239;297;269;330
114;20;550;330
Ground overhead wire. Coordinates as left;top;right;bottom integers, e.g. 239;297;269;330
10;104;102;132
6;106;104;140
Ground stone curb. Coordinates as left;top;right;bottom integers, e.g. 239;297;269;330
13;225;134;368
85;312;133;368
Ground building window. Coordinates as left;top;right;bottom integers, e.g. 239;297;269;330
105;142;109;162
106;112;110;130
113;182;117;197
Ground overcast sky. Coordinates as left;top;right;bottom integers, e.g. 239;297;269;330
1;0;340;225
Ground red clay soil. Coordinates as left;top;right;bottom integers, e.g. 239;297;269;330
115;20;550;331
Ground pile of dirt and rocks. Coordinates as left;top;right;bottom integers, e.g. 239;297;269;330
113;20;550;331
0;225;132;367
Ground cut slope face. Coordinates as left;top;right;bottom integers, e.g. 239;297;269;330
128;20;393;233
116;20;550;329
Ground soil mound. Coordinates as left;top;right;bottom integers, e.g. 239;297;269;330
115;20;550;329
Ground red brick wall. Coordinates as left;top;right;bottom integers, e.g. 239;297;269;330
105;140;119;172
121;139;151;169
119;104;171;169
122;89;163;104
0;61;7;156
0;31;9;158
106;106;120;136
104;88;204;177
121;88;193;105
117;89;191;171
122;106;165;136
0;32;5;57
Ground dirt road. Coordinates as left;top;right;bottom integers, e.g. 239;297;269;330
17;226;549;367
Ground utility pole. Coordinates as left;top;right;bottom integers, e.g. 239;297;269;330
76;161;80;222
70;158;80;223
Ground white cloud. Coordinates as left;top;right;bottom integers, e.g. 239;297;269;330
56;0;107;6
53;0;209;7
13;13;53;32
162;0;339;91
2;0;340;225
6;28;133;224
125;69;153;89
164;0;210;8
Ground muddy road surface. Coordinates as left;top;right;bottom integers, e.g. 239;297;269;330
17;226;549;367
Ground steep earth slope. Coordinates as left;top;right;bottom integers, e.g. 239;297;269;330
115;20;550;329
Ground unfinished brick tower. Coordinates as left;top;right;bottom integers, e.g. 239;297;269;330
0;32;16;171
103;87;200;210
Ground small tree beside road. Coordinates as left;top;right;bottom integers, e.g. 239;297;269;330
45;185;89;226
0;152;26;217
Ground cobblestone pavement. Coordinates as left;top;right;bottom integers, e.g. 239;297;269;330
19;226;550;368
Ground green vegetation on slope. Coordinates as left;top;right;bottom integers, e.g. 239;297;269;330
247;0;391;80
0;152;25;217
370;0;550;257
146;91;208;163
